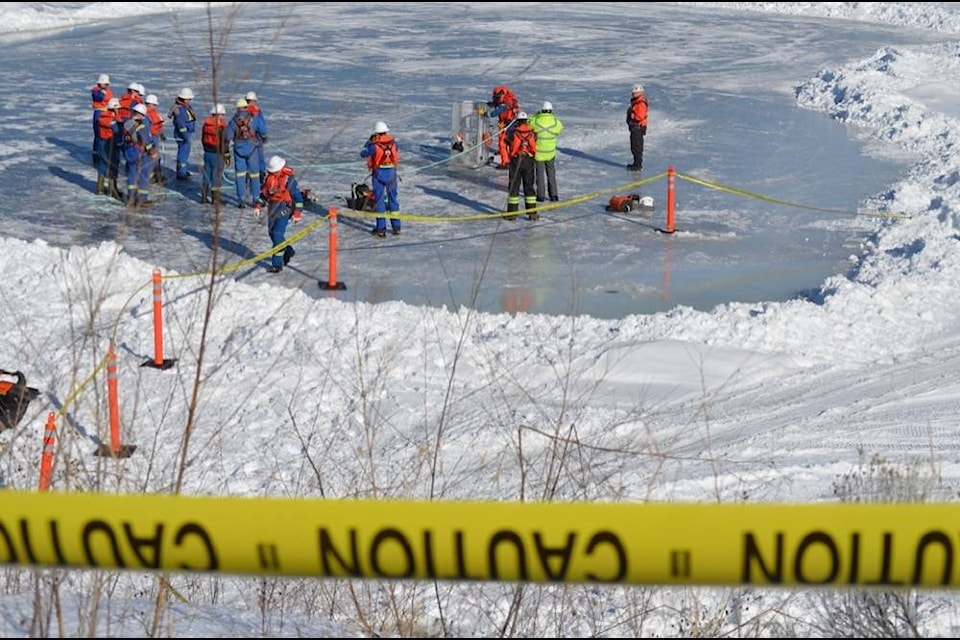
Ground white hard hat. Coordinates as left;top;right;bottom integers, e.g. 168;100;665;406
132;103;148;116
245;91;258;102
266;155;286;173
127;81;139;91
106;98;120;110
145;94;159;106
97;73;110;85
178;87;195;100
236;98;248;109
632;83;645;95
542;101;553;111
374;121;389;134
517;111;528;119
135;83;145;95
213;103;225;115
639;195;654;208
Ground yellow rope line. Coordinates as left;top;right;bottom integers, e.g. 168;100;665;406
676;172;912;219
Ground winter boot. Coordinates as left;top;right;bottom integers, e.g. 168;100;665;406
108;178;123;200
96;175;106;195
524;201;539;221
200;187;209;204
505;203;518;221
211;190;220;205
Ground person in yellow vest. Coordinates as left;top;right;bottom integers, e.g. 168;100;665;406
529;101;564;202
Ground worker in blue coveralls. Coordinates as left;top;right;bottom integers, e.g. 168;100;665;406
170;87;197;179
226;98;267;208
121;103;157;207
244;91;268;181
360;121;401;237
255;155;304;273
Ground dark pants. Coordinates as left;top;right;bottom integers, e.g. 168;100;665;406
535;157;557;201
507;155;537;213
629;127;645;170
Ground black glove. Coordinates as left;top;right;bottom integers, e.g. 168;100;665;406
638;126;647;136
486;100;495;108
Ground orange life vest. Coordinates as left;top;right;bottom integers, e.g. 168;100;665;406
262;167;294;204
90;84;113;110
508;123;537;158
628;94;648;128
365;134;399;172
147;106;164;137
201;115;227;150
97;109;118;141
118;91;140;121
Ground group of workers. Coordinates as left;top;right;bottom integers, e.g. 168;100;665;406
90;76;648;271
89;75;271;209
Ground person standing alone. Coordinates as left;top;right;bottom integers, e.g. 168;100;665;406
529;100;564;202
626;83;648;172
360;121;401;237
256;155;304;273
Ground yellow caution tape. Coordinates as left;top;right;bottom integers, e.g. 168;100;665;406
2;491;959;588
676;172;912;219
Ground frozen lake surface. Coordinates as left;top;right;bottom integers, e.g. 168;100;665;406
4;2;939;318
